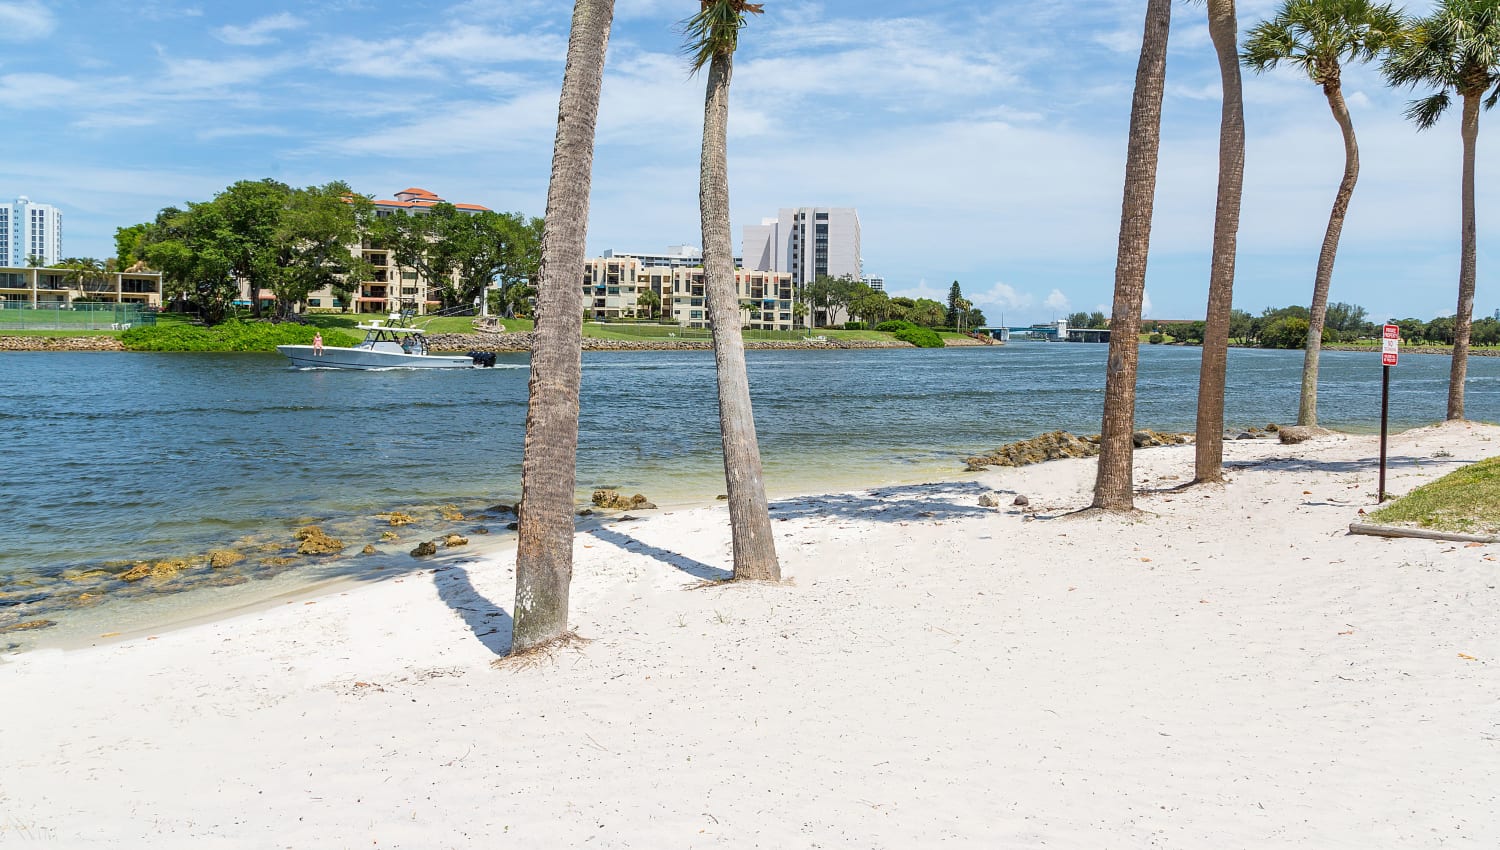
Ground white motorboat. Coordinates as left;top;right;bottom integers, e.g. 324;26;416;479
277;321;491;370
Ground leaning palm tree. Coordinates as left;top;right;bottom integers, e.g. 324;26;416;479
1244;0;1405;428
1093;0;1173;511
684;0;780;581
1385;0;1500;420
511;0;616;655
1193;0;1247;485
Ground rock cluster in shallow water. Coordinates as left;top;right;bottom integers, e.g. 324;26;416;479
963;430;1191;471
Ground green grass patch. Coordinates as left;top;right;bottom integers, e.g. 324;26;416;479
1369;455;1500;535
120;320;360;352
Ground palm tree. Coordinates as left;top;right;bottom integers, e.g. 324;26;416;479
511;0;616;655
1244;0;1404;428
1093;0;1172;511
636;287;661;319
1193;0;1247;485
685;0;780;581
1385;0;1500;420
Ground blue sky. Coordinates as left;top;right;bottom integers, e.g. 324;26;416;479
0;0;1492;324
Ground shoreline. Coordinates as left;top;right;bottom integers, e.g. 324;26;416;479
3;421;1496;844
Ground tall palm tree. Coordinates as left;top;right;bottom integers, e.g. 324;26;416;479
1193;0;1247;484
511;0;616;655
1093;0;1172;511
1385;0;1500;420
685;0;780;581
1244;0;1405;428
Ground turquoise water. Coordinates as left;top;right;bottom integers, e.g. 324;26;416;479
2;344;1497;643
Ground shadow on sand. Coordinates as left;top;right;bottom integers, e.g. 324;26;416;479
430;561;513;656
587;525;730;582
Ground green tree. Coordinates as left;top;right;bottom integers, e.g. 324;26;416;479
686;0;779;582
1425;315;1457;344
1095;0;1171;512
636;287;661;318
215;179;294;319
1229;308;1255;342
1088;310;1109;328
273;182;369;316
1262;315;1313;348
1385;0;1500;419
141;203;239;325
1395;316;1427;343
945;280;965;327
511;0;616;656
907;297;947;328
1067;311;1091;328
1245;0;1404;426
114;223;151;270
850;287;892;325
1194;0;1247;485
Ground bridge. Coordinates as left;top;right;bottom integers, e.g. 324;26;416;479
974;320;1110;343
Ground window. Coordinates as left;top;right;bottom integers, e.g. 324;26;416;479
308;299;321;307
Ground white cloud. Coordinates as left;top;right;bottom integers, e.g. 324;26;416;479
1141;290;1153;318
1045;289;1071;312
0;1;54;41
217;12;305;46
976;282;1036;311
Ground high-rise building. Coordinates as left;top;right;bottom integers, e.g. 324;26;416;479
861;275;885;292
1;196;63;267
742;207;861;286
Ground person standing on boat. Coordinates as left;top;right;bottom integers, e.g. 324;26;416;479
313;331;323;356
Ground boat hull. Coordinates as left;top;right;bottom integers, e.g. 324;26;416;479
276;345;475;370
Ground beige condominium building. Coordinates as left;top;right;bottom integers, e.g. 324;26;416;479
584;250;796;331
302;187;492;315
0;265;162;307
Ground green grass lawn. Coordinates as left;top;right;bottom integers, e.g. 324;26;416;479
1369;455;1500;535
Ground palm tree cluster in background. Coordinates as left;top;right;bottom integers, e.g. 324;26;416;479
1092;0;1500;512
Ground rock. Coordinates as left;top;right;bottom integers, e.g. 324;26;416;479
591;489;655;510
120;559;190;582
978;492;1003;507
361;544;377;555
294;526;346;555
1265;423;1280;432
443;534;468;548
410;540;439;558
1235;432;1255;440
383;512;416;527
473;526;490;535
1278;425;1322;445
260;556;297;568
1013;494;1030;507
208;550;244;568
440;504;465;521
632;500;658;511
506;522;519;530
487;503;517;515
716;495;728;501
0;619;57;634
577;509;594;516
380;531;400;541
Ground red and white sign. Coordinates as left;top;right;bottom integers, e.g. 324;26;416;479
1382;324;1400;366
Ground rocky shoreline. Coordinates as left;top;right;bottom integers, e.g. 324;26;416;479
0;336;126;351
0;333;918;352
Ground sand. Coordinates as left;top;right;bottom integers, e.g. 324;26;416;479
2;422;1497;848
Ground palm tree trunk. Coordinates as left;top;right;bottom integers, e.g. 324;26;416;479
700;51;780;581
511;0;614;654
1297;78;1360;427
1193;0;1244;484
1093;0;1171;511
1449;91;1479;420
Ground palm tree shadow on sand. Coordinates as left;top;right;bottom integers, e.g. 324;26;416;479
430;562;513;656
587;526;730;582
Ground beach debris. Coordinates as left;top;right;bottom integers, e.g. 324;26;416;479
382;512;417;527
443;535;469;548
410;540;439;558
1277;425;1325;445
361;544;377;555
0;619;57;634
208;550;244;568
440;504;466;521
591;490;656;510
1013;494;1031;507
977;492;1003;508
294;526;346;556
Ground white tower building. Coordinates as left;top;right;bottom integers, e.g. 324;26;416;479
1;196;63;267
742;207;861;286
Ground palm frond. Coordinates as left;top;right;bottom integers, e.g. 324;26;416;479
1406;91;1453;128
680;1;765;74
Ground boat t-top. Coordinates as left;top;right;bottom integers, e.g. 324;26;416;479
277;315;494;370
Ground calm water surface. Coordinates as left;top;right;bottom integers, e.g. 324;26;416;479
2;344;1497;646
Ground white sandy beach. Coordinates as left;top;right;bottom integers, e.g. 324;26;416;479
3;422;1498;848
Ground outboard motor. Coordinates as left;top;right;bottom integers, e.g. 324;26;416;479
467;350;496;367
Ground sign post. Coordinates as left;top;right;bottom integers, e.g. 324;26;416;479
1379;324;1400;502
